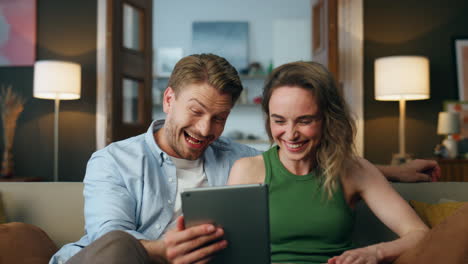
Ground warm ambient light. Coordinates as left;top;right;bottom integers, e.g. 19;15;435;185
375;56;429;101
34;61;81;100
437;112;460;159
374;56;430;164
437;112;460;135
33;60;81;182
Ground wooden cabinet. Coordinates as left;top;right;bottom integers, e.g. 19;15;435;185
0;177;43;182
437;159;468;182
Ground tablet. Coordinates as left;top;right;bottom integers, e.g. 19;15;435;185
181;184;270;264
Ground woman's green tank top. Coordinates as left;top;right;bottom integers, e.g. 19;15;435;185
263;146;355;264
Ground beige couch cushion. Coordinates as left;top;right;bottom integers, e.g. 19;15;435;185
0;194;6;224
0;182;84;246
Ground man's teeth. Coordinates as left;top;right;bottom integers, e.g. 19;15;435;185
186;131;203;143
187;138;201;144
187;138;202;144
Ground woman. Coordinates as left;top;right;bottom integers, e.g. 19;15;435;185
228;61;428;264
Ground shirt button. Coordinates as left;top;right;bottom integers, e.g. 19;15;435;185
168;200;172;204
168;178;173;182
156;224;161;229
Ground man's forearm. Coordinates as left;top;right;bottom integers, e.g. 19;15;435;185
375;165;401;182
375;159;438;183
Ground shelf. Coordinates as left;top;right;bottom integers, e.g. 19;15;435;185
437;158;468;182
239;74;267;80
154;74;266;80
235;140;270;145
0;177;43;182
152;102;261;107
153;75;169;79
235;103;261;106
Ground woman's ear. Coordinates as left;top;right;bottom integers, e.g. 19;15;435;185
162;87;175;113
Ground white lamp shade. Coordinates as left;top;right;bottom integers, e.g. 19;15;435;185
34;60;81;100
437;112;460;135
374;56;430;101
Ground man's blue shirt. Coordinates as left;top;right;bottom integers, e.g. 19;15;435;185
50;120;260;264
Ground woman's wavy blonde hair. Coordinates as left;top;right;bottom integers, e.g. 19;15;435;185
262;61;358;198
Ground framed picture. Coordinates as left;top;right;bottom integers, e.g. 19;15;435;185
191;21;248;72
155;47;183;77
0;0;37;66
454;38;468;100
444;100;468;140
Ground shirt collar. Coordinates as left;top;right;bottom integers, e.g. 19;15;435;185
145;119;167;165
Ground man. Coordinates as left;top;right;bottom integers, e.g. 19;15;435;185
50;54;439;264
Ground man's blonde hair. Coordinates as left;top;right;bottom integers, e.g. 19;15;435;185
168;54;243;105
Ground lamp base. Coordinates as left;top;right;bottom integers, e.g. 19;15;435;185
390;153;413;165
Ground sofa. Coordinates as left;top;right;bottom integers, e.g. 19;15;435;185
1;182;467;263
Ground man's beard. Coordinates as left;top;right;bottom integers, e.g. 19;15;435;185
164;119;203;160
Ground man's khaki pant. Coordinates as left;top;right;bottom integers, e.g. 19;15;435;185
66;230;156;264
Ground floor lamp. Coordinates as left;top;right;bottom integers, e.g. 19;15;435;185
33;61;81;181
374;56;430;165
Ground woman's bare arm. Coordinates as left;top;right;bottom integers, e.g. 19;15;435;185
330;159;429;264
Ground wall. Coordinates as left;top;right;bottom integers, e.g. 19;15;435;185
0;0;96;181
153;0;311;147
363;0;468;164
153;0;311;69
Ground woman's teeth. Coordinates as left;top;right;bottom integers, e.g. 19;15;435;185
286;142;304;149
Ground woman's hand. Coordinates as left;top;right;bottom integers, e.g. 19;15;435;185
328;246;383;264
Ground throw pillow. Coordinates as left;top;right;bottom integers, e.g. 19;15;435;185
438;198;458;203
394;203;468;264
0;222;58;264
409;200;467;228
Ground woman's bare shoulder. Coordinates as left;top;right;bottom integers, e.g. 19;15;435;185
344;157;379;178
341;157;387;194
228;155;265;185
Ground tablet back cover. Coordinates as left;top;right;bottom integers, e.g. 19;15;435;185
182;184;270;264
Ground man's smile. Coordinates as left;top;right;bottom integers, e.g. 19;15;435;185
184;131;212;149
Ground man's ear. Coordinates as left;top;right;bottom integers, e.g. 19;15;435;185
162;87;175;113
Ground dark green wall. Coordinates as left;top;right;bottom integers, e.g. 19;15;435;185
0;0;96;181
364;0;468;164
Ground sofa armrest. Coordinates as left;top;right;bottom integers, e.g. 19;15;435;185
0;182;85;247
351;182;468;247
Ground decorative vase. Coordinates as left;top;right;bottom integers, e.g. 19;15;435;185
1;149;14;178
0;119;17;177
0;86;25;178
